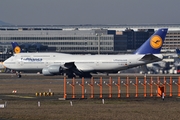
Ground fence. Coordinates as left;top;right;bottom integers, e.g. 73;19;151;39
63;76;180;99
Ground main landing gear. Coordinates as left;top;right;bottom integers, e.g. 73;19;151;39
66;72;92;78
79;72;92;78
66;72;76;78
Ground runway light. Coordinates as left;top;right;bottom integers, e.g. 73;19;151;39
102;99;105;104
70;101;73;106
12;90;17;93
38;101;40;107
49;89;51;92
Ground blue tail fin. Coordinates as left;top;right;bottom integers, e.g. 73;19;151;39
11;42;21;54
134;28;168;54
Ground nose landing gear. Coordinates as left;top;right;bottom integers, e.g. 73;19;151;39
16;71;22;78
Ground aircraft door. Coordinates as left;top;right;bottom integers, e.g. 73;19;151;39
127;58;137;67
17;59;23;66
45;61;49;66
20;60;23;66
96;61;99;66
16;56;23;66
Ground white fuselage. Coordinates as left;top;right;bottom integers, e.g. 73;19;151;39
3;52;163;73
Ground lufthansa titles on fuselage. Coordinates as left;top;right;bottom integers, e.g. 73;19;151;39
21;58;42;62
113;59;127;62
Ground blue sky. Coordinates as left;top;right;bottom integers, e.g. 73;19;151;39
0;0;179;25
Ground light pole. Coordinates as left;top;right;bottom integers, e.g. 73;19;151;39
96;33;101;54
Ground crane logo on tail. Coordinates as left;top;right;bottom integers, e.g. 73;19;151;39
14;46;21;54
150;35;163;49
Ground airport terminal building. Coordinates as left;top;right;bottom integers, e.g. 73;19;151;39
0;28;116;54
0;27;154;54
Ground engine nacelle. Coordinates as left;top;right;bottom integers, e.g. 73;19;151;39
42;67;53;76
42;65;63;76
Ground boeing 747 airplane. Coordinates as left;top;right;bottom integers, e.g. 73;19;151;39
3;28;168;78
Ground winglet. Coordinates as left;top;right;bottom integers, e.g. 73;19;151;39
134;28;168;54
11;42;21;54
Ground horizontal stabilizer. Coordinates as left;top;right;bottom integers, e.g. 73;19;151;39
139;54;162;61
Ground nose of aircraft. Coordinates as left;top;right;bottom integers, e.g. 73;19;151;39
2;59;10;69
2;56;16;69
0;62;6;69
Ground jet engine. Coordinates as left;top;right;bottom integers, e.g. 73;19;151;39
42;65;63;76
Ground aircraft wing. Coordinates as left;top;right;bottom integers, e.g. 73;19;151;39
62;62;94;75
139;54;162;62
63;62;76;69
62;62;94;71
